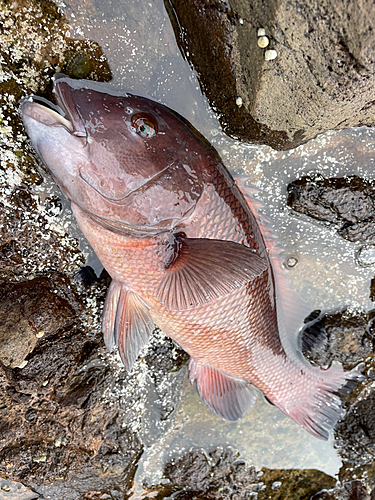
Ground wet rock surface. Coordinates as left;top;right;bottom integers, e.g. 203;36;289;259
287;175;375;244
336;388;375;466
0;271;188;498
165;0;375;149
0;272;135;493
301;308;374;370
311;480;374;500
0;273;83;368
145;447;338;499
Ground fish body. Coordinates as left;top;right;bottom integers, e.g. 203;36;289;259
21;75;360;439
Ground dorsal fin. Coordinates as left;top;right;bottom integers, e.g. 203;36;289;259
234;176;311;353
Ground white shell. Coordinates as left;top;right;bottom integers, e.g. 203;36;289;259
236;97;243;107
265;49;278;61
258;36;269;48
258;28;266;37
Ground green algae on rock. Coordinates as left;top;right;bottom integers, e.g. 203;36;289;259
63;39;112;81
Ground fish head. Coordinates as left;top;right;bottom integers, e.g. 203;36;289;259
21;75;207;234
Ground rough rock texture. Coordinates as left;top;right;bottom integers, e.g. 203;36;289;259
301;308;375;494
311;480;375;500
336;386;375;468
146;447;337;499
0;272;135;491
301;308;374;370
287;175;375;244
0;271;188;498
165;0;375;149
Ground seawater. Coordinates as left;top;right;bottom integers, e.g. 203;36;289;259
51;0;375;491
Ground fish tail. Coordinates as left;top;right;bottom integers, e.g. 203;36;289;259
276;364;363;440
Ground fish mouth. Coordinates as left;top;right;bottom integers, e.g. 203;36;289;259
20;74;87;139
21;96;75;133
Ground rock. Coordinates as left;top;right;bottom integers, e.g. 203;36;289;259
0;185;86;283
144;337;190;422
0;274;82;368
346;481;371;500
301;309;374;370
0;272;187;497
146;447;337;499
335;389;375;467
0;478;39;499
287;175;375;243
311;481;373;500
165;0;375;149
150;447;259;499
256;468;336;500
311;492;335;500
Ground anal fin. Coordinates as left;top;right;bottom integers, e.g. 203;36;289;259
189;359;257;421
102;281;155;371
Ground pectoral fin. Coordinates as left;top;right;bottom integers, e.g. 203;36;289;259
157;236;267;310
102;282;154;371
189;358;258;421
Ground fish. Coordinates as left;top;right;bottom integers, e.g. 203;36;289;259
21;74;361;440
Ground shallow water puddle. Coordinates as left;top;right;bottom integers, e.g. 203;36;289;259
129;379;342;497
39;0;375;489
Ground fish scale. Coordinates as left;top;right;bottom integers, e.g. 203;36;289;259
21;74;362;439
73;198;278;372
73;193;342;430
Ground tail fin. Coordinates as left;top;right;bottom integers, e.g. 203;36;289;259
277;364;363;440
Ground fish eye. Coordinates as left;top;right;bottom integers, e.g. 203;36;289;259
132;114;157;138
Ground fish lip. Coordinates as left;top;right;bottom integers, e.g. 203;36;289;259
20;96;75;133
52;74;87;138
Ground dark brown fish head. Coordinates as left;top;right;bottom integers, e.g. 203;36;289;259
21;74;208;234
